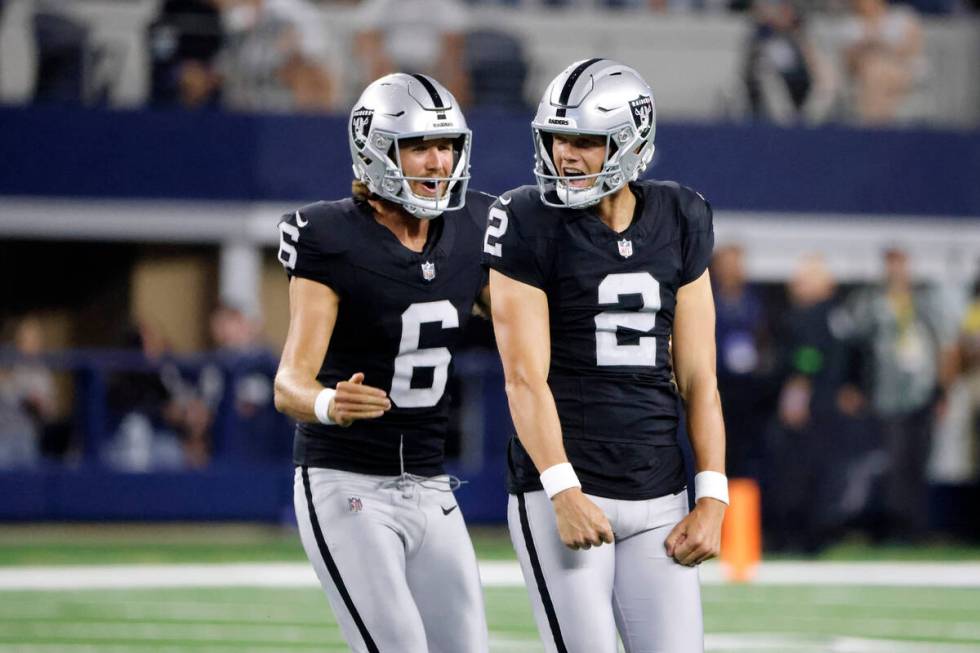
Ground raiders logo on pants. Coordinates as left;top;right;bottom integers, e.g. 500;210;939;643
295;467;488;653
508;490;703;653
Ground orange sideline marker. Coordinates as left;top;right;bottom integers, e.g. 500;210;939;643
720;477;761;582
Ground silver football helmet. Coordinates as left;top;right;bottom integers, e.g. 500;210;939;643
532;59;656;209
349;73;471;219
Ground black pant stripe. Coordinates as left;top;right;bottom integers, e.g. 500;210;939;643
302;466;379;653
517;492;568;653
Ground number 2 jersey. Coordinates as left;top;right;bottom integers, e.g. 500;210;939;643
482;180;714;500
278;191;494;476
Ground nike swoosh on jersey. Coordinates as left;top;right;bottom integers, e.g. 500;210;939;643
499;195;512;206
441;505;458;515
295;211;309;227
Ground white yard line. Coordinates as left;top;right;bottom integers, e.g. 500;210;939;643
0;561;979;591
705;634;980;652
701;561;980;587
0;639;975;653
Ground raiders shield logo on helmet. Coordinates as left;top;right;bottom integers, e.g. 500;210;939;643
629;95;654;139
351;106;374;150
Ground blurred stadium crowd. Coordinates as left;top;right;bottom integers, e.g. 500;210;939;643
2;0;978;125
4;232;978;552
0;0;978;552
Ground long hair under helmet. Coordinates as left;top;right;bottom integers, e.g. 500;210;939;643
349;73;471;219
532;59;656;209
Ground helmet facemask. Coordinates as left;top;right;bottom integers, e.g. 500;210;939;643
530;59;658;210
349;73;471;220
356;130;471;220
388;132;470;219
533;124;654;209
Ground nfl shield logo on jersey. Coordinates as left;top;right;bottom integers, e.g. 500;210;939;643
350;106;374;150
348;496;363;513
629;95;654;139
618;238;634;258
421;260;436;281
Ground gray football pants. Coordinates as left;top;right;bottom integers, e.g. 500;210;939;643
295;466;489;653
508;489;703;653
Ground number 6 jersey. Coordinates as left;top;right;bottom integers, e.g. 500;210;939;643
482;181;714;500
278;191;494;476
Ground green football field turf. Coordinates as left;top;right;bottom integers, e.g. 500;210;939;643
2;584;980;652
1;524;978;566
1;525;979;652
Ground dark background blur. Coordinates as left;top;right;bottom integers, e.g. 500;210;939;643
0;0;978;553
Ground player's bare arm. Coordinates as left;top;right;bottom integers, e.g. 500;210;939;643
490;268;613;550
665;268;727;566
274;276;390;426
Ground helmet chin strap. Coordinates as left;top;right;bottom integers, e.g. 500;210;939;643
548;165;622;208
364;182;445;219
556;181;601;208
403;203;444;220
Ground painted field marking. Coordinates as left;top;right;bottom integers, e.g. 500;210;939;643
0;561;979;591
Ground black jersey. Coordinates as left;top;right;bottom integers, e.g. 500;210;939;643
278;190;494;476
482;181;714;500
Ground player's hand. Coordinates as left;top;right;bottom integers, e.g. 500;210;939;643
328;373;391;427
664;498;726;566
551;488;614;551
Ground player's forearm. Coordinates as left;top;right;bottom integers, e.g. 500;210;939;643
273;367;322;423
504;377;568;472
682;373;726;475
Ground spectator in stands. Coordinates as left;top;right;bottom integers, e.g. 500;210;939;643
104;320;208;471
31;1;89;104
930;273;980;486
900;0;959;15
644;0;733;10
952;277;980;478
216;0;335;113
147;0;224;108
0;316;56;469
203;303;285;462
840;0;925;124
712;244;772;479
463;29;529;110
742;0;836;124
354;0;470;106
764;254;861;553
835;248;956;541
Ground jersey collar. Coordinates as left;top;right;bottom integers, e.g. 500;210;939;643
573;182;652;243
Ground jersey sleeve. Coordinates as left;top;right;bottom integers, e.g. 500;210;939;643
463;191;496;291
480;195;548;289
679;187;715;285
276;205;347;290
462;190;496;231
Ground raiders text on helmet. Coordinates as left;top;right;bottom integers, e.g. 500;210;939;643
532;59;656;208
349;73;471;219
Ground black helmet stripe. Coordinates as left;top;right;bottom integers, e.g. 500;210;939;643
555;58;603;117
410;74;447;109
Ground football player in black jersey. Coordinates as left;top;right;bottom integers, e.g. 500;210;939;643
482;59;728;652
274;73;493;653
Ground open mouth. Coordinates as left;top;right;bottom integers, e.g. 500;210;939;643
414;179;442;198
562;168;593;189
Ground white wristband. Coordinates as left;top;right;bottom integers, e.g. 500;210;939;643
694;471;729;505
540;462;581;499
313;387;337;425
